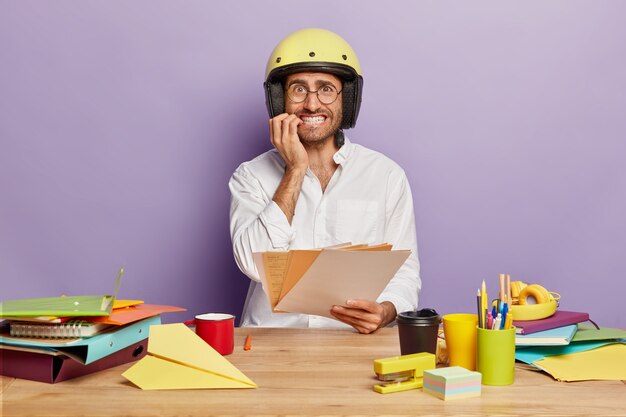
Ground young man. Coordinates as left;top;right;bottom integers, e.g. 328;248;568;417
229;28;421;333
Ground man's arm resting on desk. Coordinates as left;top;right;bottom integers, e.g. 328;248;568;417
331;300;396;334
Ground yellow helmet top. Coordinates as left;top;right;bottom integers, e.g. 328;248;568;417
264;28;364;130
265;28;362;80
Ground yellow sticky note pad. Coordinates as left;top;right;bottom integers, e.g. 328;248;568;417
122;323;257;390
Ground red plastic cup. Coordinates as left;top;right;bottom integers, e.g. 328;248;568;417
184;313;235;355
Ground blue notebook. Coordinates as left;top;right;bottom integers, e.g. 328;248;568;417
515;324;578;346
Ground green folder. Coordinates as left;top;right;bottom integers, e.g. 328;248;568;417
571;324;626;342
0;268;124;317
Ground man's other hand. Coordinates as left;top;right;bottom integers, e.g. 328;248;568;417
330;300;397;334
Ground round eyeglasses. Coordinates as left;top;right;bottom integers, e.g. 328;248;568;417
286;83;342;105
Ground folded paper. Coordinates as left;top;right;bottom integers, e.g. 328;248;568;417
122;323;257;390
532;343;626;382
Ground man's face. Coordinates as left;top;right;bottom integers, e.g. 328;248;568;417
284;72;343;145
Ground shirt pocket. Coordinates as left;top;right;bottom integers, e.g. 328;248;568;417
335;200;379;244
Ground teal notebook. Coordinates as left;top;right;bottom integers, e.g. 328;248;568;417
515;340;623;364
0;268;124;317
515;324;578;346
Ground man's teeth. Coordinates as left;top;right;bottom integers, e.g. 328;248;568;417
301;116;326;124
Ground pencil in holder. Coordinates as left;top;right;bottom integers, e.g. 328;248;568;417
476;327;515;386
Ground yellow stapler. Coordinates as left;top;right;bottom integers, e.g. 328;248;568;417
373;352;436;394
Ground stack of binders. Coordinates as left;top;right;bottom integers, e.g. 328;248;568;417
0;296;185;383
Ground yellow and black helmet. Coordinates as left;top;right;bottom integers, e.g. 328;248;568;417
264;28;364;129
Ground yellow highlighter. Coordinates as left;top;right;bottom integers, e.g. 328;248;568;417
373;352;436;394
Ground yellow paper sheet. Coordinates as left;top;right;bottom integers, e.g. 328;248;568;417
122;323;257;390
533;343;626;382
112;299;144;309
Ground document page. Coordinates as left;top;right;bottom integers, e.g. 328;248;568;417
257;252;290;309
280;250;321;300
275;249;410;318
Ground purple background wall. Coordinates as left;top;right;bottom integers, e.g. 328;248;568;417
1;2;624;328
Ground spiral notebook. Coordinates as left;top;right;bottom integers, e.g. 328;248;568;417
9;320;113;338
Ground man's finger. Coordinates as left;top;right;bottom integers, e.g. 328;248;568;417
345;299;382;314
287;116;301;139
270;113;289;145
330;309;372;333
280;114;298;142
331;306;379;331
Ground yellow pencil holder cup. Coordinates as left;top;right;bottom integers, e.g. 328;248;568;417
442;313;478;371
476;327;515;386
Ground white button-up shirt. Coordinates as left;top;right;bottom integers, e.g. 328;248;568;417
229;137;421;328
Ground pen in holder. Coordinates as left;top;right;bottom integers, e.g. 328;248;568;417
476;326;515;386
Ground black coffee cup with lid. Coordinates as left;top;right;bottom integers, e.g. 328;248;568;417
396;308;441;355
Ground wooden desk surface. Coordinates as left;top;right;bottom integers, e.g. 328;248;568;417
2;327;624;417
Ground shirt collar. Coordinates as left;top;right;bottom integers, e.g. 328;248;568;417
333;136;355;165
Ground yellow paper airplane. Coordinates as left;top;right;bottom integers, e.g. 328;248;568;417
122;323;257;390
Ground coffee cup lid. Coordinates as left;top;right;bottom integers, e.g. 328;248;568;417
396;308;441;325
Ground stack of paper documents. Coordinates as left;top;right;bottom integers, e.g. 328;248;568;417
253;243;410;318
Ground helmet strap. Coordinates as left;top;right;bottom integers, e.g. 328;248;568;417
336;129;345;148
